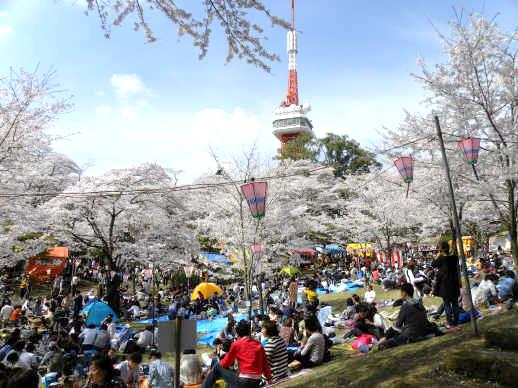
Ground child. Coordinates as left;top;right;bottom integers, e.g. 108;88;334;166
302;280;319;320
365;285;376;304
341;298;356;321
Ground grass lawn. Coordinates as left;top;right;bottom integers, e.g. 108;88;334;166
278;286;517;388
30;279;517;386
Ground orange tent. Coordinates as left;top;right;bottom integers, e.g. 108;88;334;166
26;247;68;283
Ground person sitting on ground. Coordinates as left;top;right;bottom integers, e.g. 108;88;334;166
263;320;289;383
94;323;111;351
251;314;263;338
86;355;125;388
498;270;518;301
6;367;39;388
474;274;499;307
148;349;174;388
127;302;141;320
293;318;325;368
8;305;22;325
41;342;63;373
404;260;427;299
369;304;388;338
0;302;13;328
135;325;154;351
378;283;432;350
100;313;114;327
18;342;38;370
78;324;97;351
341;298;356;321
211;338;231;365
105;315;117;341
218;314;237;341
116;352;143;387
0;337;17;362
364;285;376;304
4;340;25;366
279;318;295;346
343;303;377;339
202;319;271;388
3;352;23;369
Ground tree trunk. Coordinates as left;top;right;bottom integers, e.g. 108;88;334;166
102;251;121;314
257;274;265;317
106;273;121;314
386;232;393;268
507;180;518;268
449;217;458;256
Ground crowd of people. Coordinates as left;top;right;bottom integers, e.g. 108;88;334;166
0;242;513;387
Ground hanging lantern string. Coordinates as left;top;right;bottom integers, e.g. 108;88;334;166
471;164;480;181
0;165;329;199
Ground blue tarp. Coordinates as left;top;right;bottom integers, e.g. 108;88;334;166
317;280;365;295
137;313;246;347
459;309;480;323
199;252;233;265
137;315;170;325
197;314;247;346
325;244;345;254
81;301;120;326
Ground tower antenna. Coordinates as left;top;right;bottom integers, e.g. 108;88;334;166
291;0;295;31
282;0;299;107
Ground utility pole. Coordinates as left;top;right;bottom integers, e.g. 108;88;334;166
435;115;479;336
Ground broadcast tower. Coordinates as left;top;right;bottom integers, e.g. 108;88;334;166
272;0;313;152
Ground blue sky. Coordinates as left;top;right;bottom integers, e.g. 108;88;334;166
0;0;516;182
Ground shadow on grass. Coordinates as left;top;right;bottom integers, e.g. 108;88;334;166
279;302;518;388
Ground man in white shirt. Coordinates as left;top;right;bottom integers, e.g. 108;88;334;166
128;304;141;320
19;342;39;369
71;275;79;293
78;324;98;351
0;303;13;327
135;326;153;351
117;352;143;386
94;324;111;351
364;285;376;304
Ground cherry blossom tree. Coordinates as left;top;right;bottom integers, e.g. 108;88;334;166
0;69;73;265
344;171;436;258
189;147;348;316
381;14;518;265
43;163;198;268
79;0;289;72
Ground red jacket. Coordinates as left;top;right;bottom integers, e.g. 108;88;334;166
220;337;272;381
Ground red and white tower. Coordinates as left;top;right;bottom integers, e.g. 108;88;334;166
273;0;313;152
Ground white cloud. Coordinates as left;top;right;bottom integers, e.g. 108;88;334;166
52;106;271;184
95;105;112;115
189;108;261;147
110;73;146;98
119;106;137;120
0;12;7;18
0;25;12;38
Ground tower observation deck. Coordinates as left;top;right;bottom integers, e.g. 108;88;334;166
273;0;313;151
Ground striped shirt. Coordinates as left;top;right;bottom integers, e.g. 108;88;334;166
264;336;289;382
149;359;174;388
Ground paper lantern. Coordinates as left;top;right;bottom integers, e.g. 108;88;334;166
394;156;414;197
240;181;268;219
458;137;481;181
